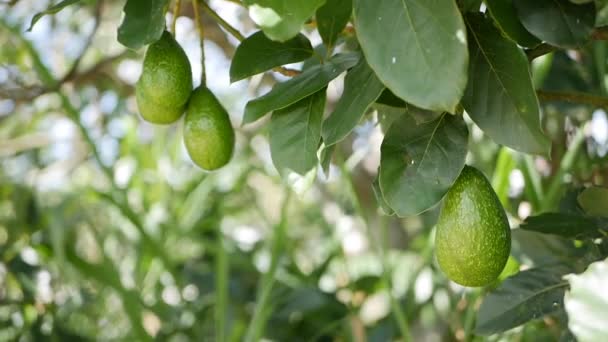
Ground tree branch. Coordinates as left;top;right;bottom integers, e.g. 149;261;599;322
527;25;608;61
537;90;608;108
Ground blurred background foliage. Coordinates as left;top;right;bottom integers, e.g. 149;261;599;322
1;0;608;341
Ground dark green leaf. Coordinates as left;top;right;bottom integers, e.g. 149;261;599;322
577;186;608;217
511;229;582;267
243;52;359;124
462;14;550;155
485;0;540;47
270;90;326;174
28;0;83;31
243;0;327;42
379;113;468;216
475;264;572;335
320;144;335;176
376;89;406;107
375;90;442;123
513;0;596;48
353;0;469;112
460;0;483;12
405;104;443;124
117;0;170;50
230;31;313;82
520;212;607;239
316;0;352;48
372;176;394;215
321;58;384;146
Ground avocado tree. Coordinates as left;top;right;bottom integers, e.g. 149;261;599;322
1;0;608;341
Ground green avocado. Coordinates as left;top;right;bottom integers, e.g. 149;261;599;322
435;165;511;287
136;31;193;124
183;87;235;171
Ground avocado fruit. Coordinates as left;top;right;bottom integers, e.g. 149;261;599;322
136;31;193;124
435;165;511;287
183;87;235;170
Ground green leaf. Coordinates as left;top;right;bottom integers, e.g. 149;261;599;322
511;229;581;267
243;52;359;124
353;0;469;112
28;0;83;31
519;213;607;239
375;91;443;124
322;58;384;146
513;0;596;48
230;31;313;82
475;264;572;335
372;175;394;215
243;0;327;42
117;0;170;50
405;104;443;124
379;113;468;217
460;0;483;12
376;89;406;107
565;258;608;342
485;0;540;47
577;186;608;217
320;144;335;176
462;14;550;155
270;90;326;174
316;0;352;48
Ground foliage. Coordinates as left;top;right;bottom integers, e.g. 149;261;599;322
1;0;608;341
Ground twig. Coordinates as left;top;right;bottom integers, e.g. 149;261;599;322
198;1;301;77
192;0;206;85
59;0;103;84
537;90;608;109
526;25;608;61
200;0;244;41
171;0;181;35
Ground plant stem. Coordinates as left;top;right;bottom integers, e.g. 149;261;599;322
543;127;586;211
200;0;245;41
462;290;482;341
215;232;229;342
520;155;544;212
244;189;291;342
337;157;413;342
171;0;181;35
537;90;608;109
192;0;206;85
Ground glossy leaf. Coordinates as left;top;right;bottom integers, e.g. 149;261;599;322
513;0;596;48
577;187;608;217
353;0;469;112
379;113;468;217
520;213;607;239
230;31;313;82
117;0;170;50
462;14;550;155
28;0;83;31
475;264;572;335
485;0;540;47
243;52;359;124
270;91;326;175
316;0;352;48
565;258;608;342
243;0;327;42
322;58;384;146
